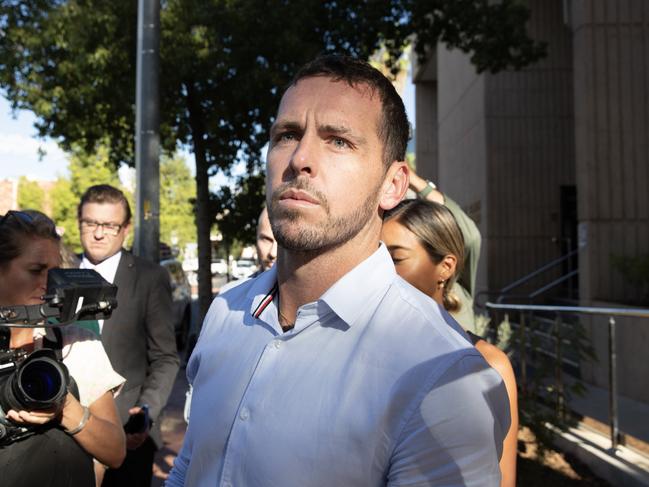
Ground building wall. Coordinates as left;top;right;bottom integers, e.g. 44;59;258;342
435;44;489;293
414;0;649;405
484;0;576;292
570;0;649;403
571;0;649;306
414;80;438;182
0;179;18;214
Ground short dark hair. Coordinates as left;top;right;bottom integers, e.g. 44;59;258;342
77;184;132;224
289;54;410;168
0;210;60;268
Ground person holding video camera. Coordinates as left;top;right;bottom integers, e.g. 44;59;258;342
0;210;126;487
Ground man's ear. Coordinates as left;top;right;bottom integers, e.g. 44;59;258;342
379;161;409;211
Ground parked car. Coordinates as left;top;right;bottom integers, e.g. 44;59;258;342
232;259;257;280
160;258;192;352
211;257;228;276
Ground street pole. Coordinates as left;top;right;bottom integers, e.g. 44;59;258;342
133;0;160;262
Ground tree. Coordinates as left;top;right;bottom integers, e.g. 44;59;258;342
0;0;545;319
17;176;45;211
160;155;196;255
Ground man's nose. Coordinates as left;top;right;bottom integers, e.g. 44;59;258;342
270;241;277;260
289;134;318;177
93;224;105;238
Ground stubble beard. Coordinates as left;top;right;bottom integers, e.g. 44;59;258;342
268;179;380;253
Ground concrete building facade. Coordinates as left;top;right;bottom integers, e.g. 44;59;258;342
413;0;649;406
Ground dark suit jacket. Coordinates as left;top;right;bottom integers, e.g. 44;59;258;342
101;250;179;447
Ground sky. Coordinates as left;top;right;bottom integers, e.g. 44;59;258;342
0;63;415;183
0;97;69;180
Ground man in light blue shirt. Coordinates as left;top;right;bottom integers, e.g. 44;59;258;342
168;55;510;487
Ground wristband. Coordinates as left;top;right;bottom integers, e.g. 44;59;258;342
65;406;91;435
418;180;437;199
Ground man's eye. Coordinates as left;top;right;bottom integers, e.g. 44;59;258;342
277;132;297;143
105;224;120;231
331;137;349;149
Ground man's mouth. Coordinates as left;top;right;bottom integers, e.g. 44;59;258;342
278;189;320;205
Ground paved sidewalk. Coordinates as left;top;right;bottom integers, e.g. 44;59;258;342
152;369;189;486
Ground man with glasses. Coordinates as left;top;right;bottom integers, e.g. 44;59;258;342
77;184;179;487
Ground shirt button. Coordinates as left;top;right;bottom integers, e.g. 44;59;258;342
273;340;281;349
239;408;249;421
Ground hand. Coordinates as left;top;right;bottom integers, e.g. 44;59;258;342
5;391;74;425
6;408;58;425
126;406;150;450
408;169;426;192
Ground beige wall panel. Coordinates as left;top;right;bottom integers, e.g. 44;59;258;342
436;44;488;292
572;0;649;304
414;81;438;182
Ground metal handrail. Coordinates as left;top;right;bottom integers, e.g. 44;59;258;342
473;247;581;308
497;247;581;300
486;302;649;318
485;301;649;451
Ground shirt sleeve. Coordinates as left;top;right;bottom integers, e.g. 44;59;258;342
61;326;126;406
387;354;510;486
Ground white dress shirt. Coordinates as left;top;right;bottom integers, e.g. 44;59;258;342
80;250;122;332
168;244;510;487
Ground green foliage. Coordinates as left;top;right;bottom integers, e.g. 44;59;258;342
0;0;545;167
0;0;546;314
211;172;265;248
611;254;649;305
406;0;547;74
160;155;196;255
17;176;45;211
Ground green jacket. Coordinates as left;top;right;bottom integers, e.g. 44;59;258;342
444;196;481;332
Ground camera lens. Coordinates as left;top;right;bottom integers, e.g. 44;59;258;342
0;350;70;412
18;357;64;402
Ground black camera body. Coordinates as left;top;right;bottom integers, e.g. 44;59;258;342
0;269;117;446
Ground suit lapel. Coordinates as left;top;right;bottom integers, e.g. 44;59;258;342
103;251;136;340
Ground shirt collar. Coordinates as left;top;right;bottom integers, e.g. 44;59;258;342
249;244;396;327
80;250;122;284
320;243;395;326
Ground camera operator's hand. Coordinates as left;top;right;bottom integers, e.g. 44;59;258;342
126;406;150;450
5;407;59;425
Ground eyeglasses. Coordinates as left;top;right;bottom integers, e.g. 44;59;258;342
0;210;35;227
79;219;125;236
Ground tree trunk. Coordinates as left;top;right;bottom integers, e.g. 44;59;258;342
186;82;213;323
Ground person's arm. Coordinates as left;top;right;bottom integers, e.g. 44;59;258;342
409;170;445;204
132;264;180;445
61;391;126;468
387;354;510;486
475;341;519;487
7;391;126;468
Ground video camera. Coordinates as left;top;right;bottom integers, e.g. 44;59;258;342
0;269;117;445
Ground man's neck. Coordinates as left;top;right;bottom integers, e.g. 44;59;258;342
83;249;122;267
275;222;380;323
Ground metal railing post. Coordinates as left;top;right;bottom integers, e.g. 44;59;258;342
608;316;619;450
555;314;564;421
520;312;527;397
